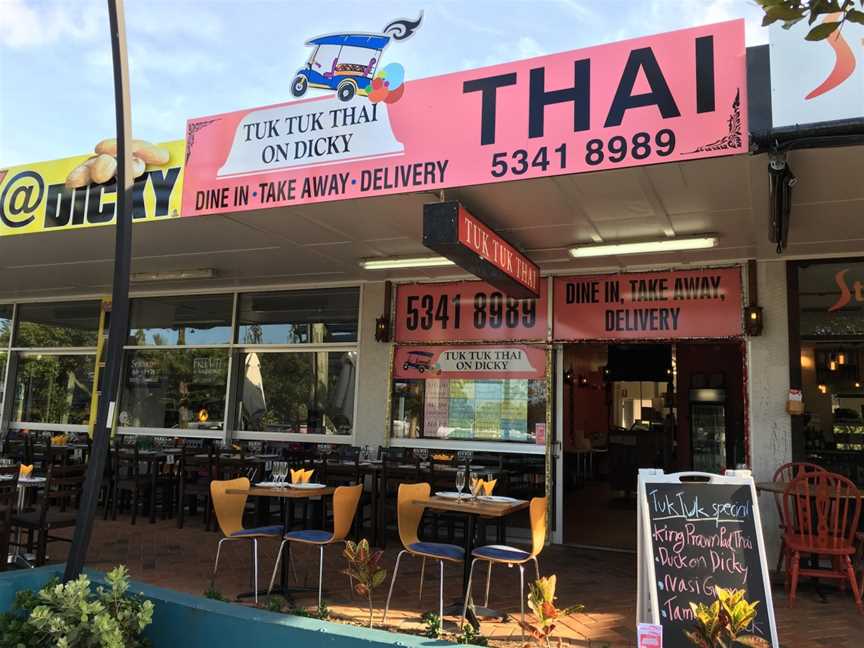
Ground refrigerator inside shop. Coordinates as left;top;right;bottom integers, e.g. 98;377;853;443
690;388;727;474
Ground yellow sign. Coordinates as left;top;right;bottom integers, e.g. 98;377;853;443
0;139;184;237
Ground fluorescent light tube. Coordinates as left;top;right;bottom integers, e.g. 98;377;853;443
569;237;717;258
360;256;456;270
130;268;215;282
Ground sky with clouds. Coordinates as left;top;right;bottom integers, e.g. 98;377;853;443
0;0;769;167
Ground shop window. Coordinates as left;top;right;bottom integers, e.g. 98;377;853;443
14;301;100;348
12;354;95;425
119;349;229;430
236;288;359;345
236;351;355;435
0;304;12;346
128;294;234;346
391;377;547;443
794;259;864;480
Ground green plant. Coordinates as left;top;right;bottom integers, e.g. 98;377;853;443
342;539;387;628
685;587;770;648
263;596;287;613
518;575;583;648
454;622;489;646
756;0;864;40
203;586;226;602
421;611;442;638
1;566;154;648
290;600;330;620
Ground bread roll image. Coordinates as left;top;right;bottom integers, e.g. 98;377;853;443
65;163;91;189
90;154;118;184
133;143;169;165
132;156;146;179
94;138;159;157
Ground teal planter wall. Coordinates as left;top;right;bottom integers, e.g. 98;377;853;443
0;566;454;648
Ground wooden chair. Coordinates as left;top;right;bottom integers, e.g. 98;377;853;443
210;477;283;604
176;446;215;529
462;496;547;638
781;471;863;612
12;464;86;566
383;483;464;625
267;484;363;609
772;462;826;575
0;465;20;571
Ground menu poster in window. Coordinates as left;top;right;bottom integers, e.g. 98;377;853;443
637;471;778;648
424;379;450;438
554;268;742;341
394;279;548;344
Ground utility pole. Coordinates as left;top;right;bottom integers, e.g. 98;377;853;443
64;0;133;580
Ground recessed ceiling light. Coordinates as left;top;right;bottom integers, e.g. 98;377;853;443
359;256;456;270
569;236;718;258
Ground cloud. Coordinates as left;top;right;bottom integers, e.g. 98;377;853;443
0;0;104;49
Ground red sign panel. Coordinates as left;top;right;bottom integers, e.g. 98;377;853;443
553;268;742;340
394;279;548;344
394;345;546;381
182;20;746;216
457;206;540;295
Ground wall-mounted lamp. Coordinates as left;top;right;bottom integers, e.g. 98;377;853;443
744;305;764;336
375;280;393;343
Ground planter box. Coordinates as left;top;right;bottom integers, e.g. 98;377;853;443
0;565;454;648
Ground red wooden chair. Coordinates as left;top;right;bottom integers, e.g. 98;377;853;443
772;462;826;574
781;471;863;612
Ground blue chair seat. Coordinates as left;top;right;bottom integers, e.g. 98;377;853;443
472;544;531;563
408;542;464;561
230;525;283;537
285;529;333;544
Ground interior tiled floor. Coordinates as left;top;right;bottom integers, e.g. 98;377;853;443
31;510;863;647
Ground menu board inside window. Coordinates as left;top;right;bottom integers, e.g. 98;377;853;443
394;279;548;343
391;345;546;443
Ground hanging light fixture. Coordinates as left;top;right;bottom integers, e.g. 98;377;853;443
838;352;846;365
830;359;837;371
818;384;828;394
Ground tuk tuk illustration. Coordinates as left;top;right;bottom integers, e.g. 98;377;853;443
290;14;422;103
403;350;435;374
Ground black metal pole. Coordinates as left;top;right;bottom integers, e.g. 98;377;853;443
64;0;133;581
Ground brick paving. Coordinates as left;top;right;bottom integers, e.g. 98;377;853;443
39;514;864;647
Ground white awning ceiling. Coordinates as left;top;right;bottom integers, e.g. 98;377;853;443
0;145;861;300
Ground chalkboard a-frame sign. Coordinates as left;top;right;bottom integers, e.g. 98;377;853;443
637;469;779;648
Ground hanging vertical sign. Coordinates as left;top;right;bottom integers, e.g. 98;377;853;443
423;201;540;298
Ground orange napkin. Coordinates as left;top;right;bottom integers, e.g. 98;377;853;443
291;468;314;484
481;479;496;496
19;465;33;478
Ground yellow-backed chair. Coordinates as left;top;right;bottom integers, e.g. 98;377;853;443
267;484;362;609
461;496;547;634
383;483;465;625
210;478;283;603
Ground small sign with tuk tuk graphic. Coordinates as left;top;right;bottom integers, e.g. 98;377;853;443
393;345;546;381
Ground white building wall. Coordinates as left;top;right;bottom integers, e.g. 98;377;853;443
354;282;392;447
747;260;792;567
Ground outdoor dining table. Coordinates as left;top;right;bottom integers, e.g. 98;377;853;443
226;484;336;600
414;493;529;620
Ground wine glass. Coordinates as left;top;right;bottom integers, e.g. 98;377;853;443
455;469;466;501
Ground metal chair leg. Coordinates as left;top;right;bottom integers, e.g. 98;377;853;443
212;538;227;587
438;559;444;633
461;558;480;629
419;557;426;601
267;539;288;595
317;545;324;611
253;539;259;604
484;561;493;607
383;549;406;625
519;564;526;642
531;555;540;581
